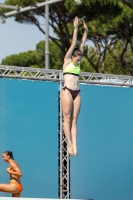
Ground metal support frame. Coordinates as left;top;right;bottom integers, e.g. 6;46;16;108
0;65;133;87
59;71;70;199
1;65;133;199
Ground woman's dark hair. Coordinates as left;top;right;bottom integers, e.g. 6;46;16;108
72;48;83;57
3;151;14;160
60;48;83;63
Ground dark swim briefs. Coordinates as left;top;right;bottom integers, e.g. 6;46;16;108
63;86;80;100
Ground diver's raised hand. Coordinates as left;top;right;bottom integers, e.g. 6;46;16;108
73;16;79;28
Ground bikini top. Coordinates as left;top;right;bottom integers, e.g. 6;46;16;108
63;62;80;76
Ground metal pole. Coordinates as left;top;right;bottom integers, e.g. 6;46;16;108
45;0;49;69
59;71;63;198
0;3;18;9
3;0;63;17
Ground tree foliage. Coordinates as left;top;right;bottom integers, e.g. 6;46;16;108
1;40;62;69
121;0;133;9
1;0;133;75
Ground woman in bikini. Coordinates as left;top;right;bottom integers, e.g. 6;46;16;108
61;16;88;156
0;151;23;197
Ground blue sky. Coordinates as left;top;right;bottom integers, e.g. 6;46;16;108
0;0;51;63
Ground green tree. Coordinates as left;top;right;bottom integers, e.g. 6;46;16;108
1;0;133;74
0;0;122;56
121;0;133;9
1;40;62;69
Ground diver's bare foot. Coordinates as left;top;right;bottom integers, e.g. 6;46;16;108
73;143;78;156
67;143;74;156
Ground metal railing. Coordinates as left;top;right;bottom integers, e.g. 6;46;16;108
0;65;133;87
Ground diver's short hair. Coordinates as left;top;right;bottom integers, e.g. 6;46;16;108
72;48;83;57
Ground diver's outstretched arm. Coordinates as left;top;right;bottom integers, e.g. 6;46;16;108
64;16;79;61
79;20;88;53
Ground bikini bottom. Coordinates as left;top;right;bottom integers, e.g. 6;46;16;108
63;86;80;100
10;180;23;194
